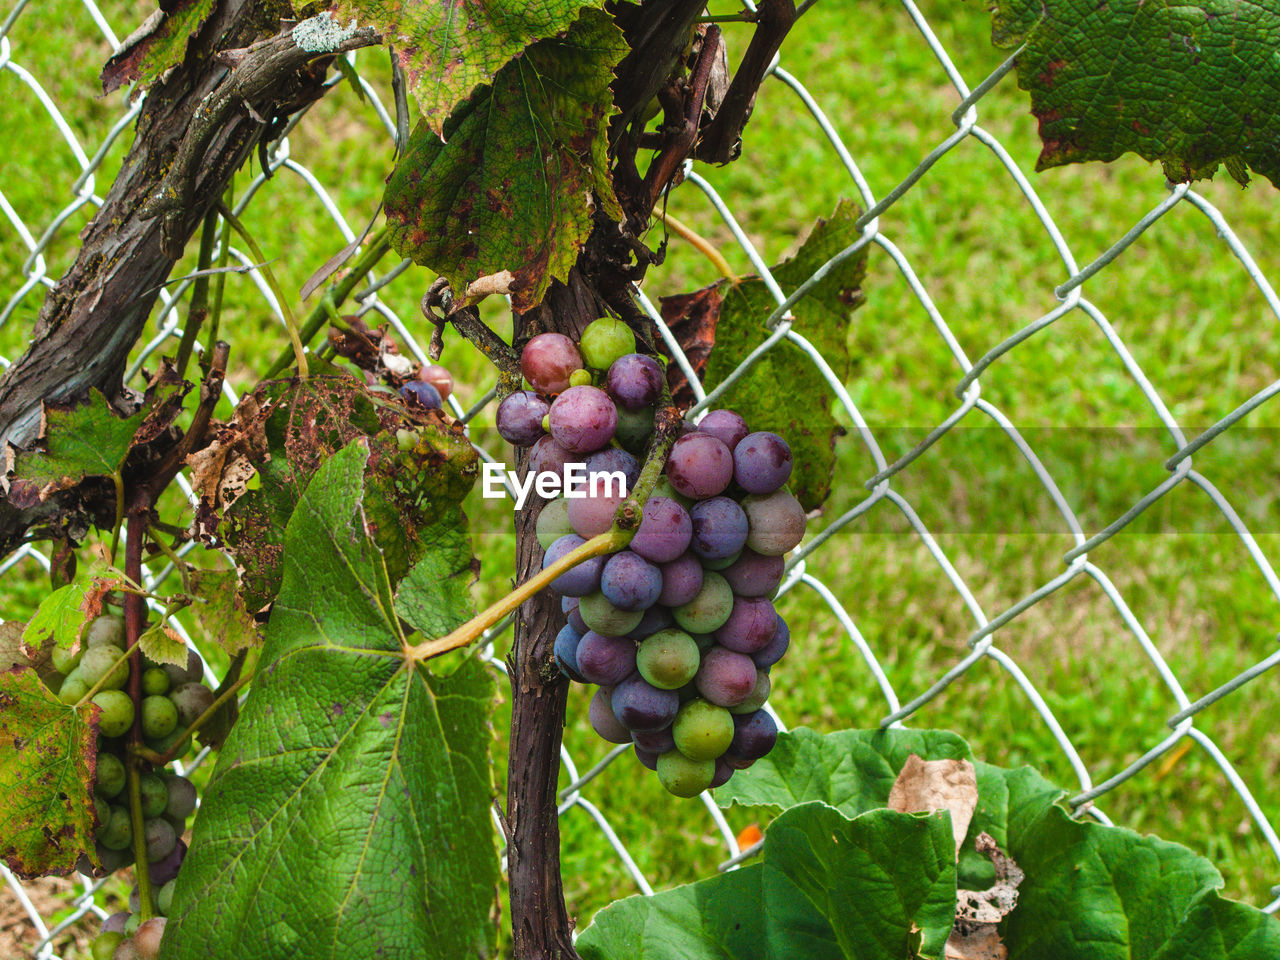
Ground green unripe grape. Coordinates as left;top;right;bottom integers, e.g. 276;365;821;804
579;317;636;370
85;615;125;648
636;630;700;689
51;644;83;675
91;690;134;738
138;773;168;819
90;931;124;960
95;752;126;798
541;413;551;432
672;571;733;634
44;671;65;693
672;699;734;760
577;592;644;636
80;645;129;691
58;675;90;705
97;805;132;850
93;794;111;826
141;667;170;696
141;695;178;739
614;404;655;454
730;670;772;714
124;912;142;936
656;750;715;798
568;368;594;387
163;775;198;820
691;633;716;653
701;550;741;572
536;497;574;550
156;879;176;916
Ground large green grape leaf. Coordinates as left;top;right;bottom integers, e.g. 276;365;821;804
212;367;478;612
101;0;218;96
577;801;958;960
161;442;497;960
332;0;604;135
664;200;868;510
721;728;1280;958
0;668;99;879
384;9;625;312
1002;772;1280;959
987;0;1280;187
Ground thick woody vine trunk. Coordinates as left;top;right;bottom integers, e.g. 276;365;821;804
507;271;610;960
0;2;373;554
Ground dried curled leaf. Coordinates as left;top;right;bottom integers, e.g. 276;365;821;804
888;753;979;861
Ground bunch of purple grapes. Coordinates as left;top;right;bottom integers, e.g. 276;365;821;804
497;320;805;797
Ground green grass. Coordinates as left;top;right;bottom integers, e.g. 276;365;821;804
2;0;1280;955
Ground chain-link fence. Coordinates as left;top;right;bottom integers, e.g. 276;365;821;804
3;0;1280;955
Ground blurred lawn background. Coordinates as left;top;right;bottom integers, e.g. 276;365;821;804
1;0;1278;955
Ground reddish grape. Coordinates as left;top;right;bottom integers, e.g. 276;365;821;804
698;410;749;451
695;646;758;707
418;363;454;400
751;615;790;668
566;487;626;538
689;496;749;561
589;688;633;744
399;380;443;410
543;534;603;597
575;631;638;685
549;385;618;453
496;390;550;446
605;354;664;410
665;433;733;499
722;549;785;597
715;597;778;654
600;550;662;611
727;709;778;764
630;497;693;563
657;554;704;607
733;431;793;494
611;674;680;731
521;333;583;394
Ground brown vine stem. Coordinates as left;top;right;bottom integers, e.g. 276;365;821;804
122;511;154;921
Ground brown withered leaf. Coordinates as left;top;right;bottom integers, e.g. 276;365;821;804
658;285;723;410
186;395;270;517
888;754;978;861
946;832;1024;960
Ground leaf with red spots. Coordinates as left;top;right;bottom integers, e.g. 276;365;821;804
0;668;99;879
332;0;605;135
384;9;626;311
986;0;1280;187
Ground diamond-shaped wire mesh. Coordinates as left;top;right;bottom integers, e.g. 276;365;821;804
3;0;1279;956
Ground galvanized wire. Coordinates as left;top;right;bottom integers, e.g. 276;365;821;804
3;0;1280;956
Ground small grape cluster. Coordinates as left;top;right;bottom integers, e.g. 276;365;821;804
397;362;453;410
497;319;805;796
42;613;212;959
